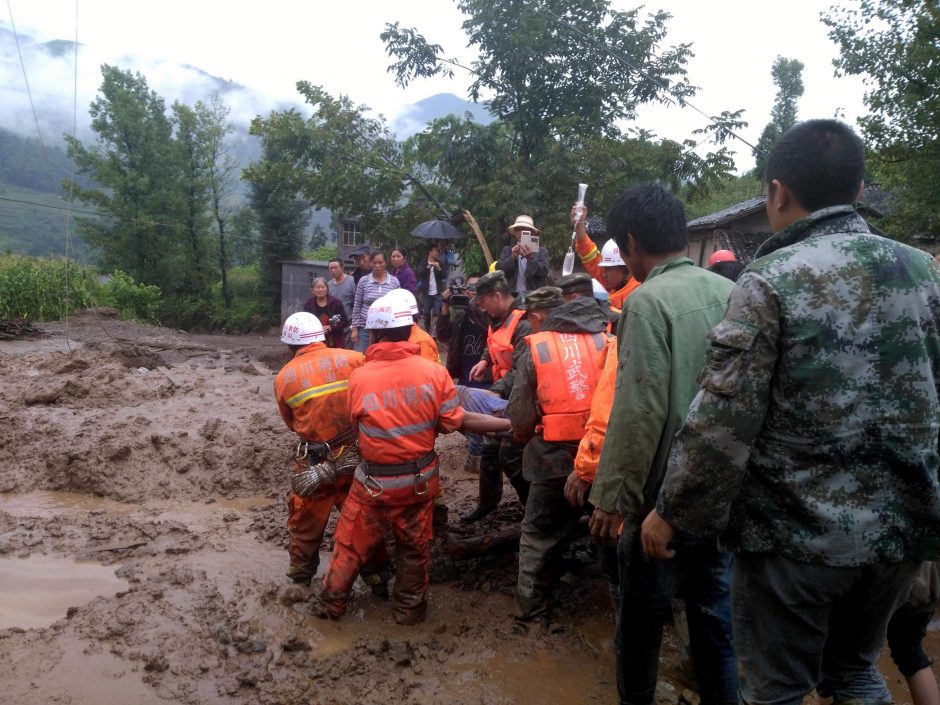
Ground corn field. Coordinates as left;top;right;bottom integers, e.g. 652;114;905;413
0;255;96;321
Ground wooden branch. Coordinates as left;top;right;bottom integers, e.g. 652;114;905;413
462;209;494;266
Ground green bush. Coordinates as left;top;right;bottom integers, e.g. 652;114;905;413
96;270;162;322
158;265;273;333
0;254;96;320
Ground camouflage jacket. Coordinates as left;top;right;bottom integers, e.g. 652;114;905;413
508;297;609;481
659;206;940;566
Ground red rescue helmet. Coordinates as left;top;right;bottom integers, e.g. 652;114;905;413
707;249;737;267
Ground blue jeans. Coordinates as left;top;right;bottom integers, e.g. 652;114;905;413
353;329;370;353
616;525;737;705
455;385;507;456
734;553;920;705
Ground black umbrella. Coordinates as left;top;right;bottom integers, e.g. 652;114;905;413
410;220;462;240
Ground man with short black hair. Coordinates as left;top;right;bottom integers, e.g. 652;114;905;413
327;257;356;321
644;119;940;705
590;183;737;705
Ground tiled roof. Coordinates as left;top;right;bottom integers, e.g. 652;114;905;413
687;196;766;230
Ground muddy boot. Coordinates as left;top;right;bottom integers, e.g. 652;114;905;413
508;473;530;508
285;564;315;586
363;572;390;600
433;502;450;527
306;584;348;619
459;460;503;523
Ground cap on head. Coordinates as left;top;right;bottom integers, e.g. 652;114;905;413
557;272;594;298
350;244;372;257
524;286;564;312
365;294;414;330
507;214;541;234
470;270;510;304
707;249;737;266
281;312;325;345
387;288;420;315
599;239;625;267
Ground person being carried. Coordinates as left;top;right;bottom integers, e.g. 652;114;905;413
507;285;610;620
310;295;508;624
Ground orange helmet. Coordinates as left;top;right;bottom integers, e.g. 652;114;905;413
707;249;737;266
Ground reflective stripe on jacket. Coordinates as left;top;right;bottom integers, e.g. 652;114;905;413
350;341;464;464
487;309;525;382
528;330;607;442
409;325;441;364
274;343;364;441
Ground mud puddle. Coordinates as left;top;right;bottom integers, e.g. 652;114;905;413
0;555;128;629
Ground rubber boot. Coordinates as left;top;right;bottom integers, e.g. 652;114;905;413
508;473;530;508
459;459;503;523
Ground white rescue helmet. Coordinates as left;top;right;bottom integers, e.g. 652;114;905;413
387;288;420;315
364;294;414;330
281;311;325;345
592;278;610;302
599;239;625;267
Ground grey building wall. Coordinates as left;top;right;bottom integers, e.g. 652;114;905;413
280;260;330;323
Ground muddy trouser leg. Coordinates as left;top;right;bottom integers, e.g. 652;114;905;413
389;496;435;625
459;436;504;523
286;474;354;582
516;475;582;619
500;439;529;506
319;491;387;617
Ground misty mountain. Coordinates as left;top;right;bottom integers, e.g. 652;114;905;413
392;92;494;137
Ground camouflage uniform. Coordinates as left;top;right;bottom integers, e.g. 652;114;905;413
508;292;609;617
658;205;940;705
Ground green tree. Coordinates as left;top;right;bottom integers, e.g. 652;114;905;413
244;110;310;315
753;56;804;176
172;101;214;294
66;65;189;295
824;0;940;237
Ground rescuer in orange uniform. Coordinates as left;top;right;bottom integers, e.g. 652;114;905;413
274;312;387;587
461;270;533;522
310;295;509;623
569;204;640;314
506;286;610;619
386;288;440;363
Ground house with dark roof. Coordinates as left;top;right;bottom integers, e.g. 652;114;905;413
686;189;893;266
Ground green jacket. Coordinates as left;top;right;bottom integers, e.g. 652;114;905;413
590;257;733;518
658;206;940;566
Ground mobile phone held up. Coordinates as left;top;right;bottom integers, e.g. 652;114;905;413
519;229;539;253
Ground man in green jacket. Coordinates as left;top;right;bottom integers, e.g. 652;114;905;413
643;119;940;705
589;184;737;705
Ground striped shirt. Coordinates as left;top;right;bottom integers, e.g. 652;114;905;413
351;273;401;328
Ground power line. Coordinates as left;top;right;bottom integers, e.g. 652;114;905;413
544;9;764;157
5;0;44;147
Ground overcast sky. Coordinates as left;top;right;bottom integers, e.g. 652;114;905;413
1;0;866;172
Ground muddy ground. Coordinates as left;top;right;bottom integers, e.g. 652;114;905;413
0;309;934;705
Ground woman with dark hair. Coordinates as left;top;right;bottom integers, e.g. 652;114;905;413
390;247;418;296
415;242;444;331
350;251;400;353
303;276;348;348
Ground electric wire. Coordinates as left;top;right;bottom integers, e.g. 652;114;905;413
544;9;764;156
5;0;44;148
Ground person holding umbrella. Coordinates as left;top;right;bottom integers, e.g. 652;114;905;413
497;215;551;295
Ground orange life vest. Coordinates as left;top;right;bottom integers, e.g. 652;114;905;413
487;308;525;381
527;330;608;442
274;343;364;441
